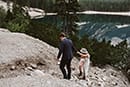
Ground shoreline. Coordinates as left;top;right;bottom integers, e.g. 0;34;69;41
0;0;130;19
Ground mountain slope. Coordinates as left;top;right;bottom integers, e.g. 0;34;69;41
0;28;129;87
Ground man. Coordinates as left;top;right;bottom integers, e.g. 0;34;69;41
57;32;75;80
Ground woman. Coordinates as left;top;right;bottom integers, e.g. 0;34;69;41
77;48;90;80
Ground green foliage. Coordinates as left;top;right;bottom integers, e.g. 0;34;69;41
70;33;130;81
0;6;6;27
80;0;130;11
3;0;130;12
114;40;129;69
71;34;130;81
5;13;29;32
71;34;129;69
26;20;60;47
3;2;30;33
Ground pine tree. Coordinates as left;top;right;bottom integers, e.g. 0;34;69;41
114;40;129;69
54;0;80;35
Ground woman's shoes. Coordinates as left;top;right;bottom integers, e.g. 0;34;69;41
78;75;85;79
78;72;85;80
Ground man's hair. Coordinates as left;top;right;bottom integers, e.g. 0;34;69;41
59;32;66;37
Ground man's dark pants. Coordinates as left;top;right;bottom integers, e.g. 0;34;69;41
60;58;72;79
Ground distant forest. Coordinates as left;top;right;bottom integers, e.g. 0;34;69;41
2;0;130;12
80;0;130;11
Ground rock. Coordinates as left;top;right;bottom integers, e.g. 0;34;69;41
37;61;46;66
30;63;37;69
31;70;45;77
0;74;83;87
112;81;118;86
102;76;107;81
27;67;33;71
111;72;117;77
0;75;4;79
0;28;10;32
77;80;88;87
127;69;130;74
10;65;16;70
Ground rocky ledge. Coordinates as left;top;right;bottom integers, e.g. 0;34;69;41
0;28;129;87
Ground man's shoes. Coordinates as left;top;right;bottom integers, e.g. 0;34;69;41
63;75;68;79
67;76;71;80
63;76;71;80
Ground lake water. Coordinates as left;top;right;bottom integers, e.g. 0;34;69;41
37;14;130;42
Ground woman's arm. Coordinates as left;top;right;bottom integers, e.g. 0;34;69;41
77;52;88;58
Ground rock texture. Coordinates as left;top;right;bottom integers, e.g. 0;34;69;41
0;28;130;87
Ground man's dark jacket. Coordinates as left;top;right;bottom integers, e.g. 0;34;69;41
57;38;75;60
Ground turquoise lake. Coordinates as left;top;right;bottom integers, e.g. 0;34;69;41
36;14;130;40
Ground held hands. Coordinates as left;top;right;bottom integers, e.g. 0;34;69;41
77;51;81;55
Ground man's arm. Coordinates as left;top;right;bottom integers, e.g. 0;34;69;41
57;42;64;59
69;39;78;52
72;45;78;52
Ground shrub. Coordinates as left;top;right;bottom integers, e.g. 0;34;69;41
3;3;30;33
26;20;60;47
5;13;30;32
0;6;6;27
